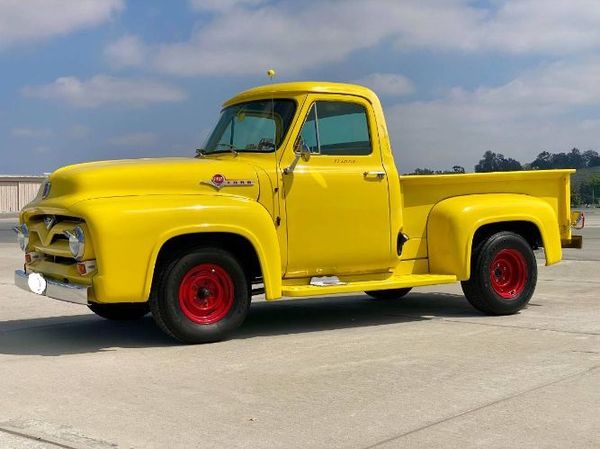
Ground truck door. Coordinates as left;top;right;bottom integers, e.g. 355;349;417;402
282;96;392;277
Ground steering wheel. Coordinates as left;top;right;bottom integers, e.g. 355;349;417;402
257;138;276;151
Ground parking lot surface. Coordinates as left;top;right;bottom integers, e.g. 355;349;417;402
0;214;598;448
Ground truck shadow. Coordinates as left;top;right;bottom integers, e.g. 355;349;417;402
0;293;480;356
237;293;477;338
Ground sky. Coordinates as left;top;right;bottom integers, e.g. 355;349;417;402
2;0;600;174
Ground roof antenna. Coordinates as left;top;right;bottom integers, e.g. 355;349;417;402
267;68;281;226
267;68;277;148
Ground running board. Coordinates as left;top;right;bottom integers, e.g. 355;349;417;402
281;274;457;297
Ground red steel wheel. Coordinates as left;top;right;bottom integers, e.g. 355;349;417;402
489;248;527;299
150;247;251;344
461;231;537;315
178;264;234;324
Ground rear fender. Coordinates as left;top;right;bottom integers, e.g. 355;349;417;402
427;194;561;280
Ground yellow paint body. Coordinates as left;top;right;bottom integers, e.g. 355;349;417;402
19;82;576;303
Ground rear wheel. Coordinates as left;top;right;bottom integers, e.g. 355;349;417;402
150;248;250;343
365;288;412;300
88;303;149;320
461;231;537;315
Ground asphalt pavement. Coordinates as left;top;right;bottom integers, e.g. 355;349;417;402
0;214;598;448
0;218;17;244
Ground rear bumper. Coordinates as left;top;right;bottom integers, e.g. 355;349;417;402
561;235;583;249
14;269;89;305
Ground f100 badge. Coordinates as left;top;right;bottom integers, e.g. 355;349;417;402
202;174;254;190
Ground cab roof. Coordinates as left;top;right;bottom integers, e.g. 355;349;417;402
224;81;379;107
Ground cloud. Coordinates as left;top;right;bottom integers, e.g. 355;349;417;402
483;0;600;54
152;1;414;76
188;0;267;12
0;0;123;48
152;1;395;76
104;35;147;68
33;145;51;155
22;75;187;108
11;127;53;139
386;59;600;171
108;132;158;146
354;73;414;97
66;125;91;140
147;0;600;77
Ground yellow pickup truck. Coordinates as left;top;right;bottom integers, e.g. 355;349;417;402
14;82;583;343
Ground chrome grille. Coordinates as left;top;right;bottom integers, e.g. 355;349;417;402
24;215;92;285
29;216;83;259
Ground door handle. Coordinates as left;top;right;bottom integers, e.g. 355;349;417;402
363;171;386;179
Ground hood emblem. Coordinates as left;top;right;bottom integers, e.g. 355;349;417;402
202;174;254;191
43;215;56;230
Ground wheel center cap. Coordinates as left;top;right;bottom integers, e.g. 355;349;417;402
198;287;212;299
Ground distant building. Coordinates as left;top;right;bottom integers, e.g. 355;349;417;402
0;175;45;213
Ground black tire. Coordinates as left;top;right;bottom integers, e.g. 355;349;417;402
150;247;250;344
88;303;149;320
365;288;412;300
461;231;537;315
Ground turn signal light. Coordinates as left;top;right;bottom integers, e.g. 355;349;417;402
76;260;97;275
25;252;41;264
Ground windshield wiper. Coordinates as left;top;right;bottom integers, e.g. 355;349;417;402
195;144;239;158
215;143;239;156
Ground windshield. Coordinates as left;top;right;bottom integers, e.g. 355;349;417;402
201;99;297;155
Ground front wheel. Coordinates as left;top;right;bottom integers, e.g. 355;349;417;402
461;231;537;315
150;248;250;344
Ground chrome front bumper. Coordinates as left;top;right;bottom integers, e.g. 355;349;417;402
14;270;89;305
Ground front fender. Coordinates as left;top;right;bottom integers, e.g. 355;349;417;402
427;194;561;280
69;194;281;303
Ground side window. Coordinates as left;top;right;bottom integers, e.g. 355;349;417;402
300;104;318;152
301;101;371;155
317;101;371;155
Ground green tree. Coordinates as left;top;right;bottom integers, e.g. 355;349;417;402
474;151;522;172
583;150;600;167
411;168;435;175
531;151;553;169
552;152;570;168
579;175;600;205
566;148;586;169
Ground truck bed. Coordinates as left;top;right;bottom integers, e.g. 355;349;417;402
398;169;574;261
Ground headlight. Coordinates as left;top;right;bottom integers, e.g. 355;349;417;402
65;226;85;260
14;224;29;252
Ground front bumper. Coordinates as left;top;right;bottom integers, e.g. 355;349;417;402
14;270;89;305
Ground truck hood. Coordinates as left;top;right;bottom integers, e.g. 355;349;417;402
38;157;260;207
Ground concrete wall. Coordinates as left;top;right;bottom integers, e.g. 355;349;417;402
0;176;45;213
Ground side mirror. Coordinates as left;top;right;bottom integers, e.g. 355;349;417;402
294;137;311;162
284;138;311;175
